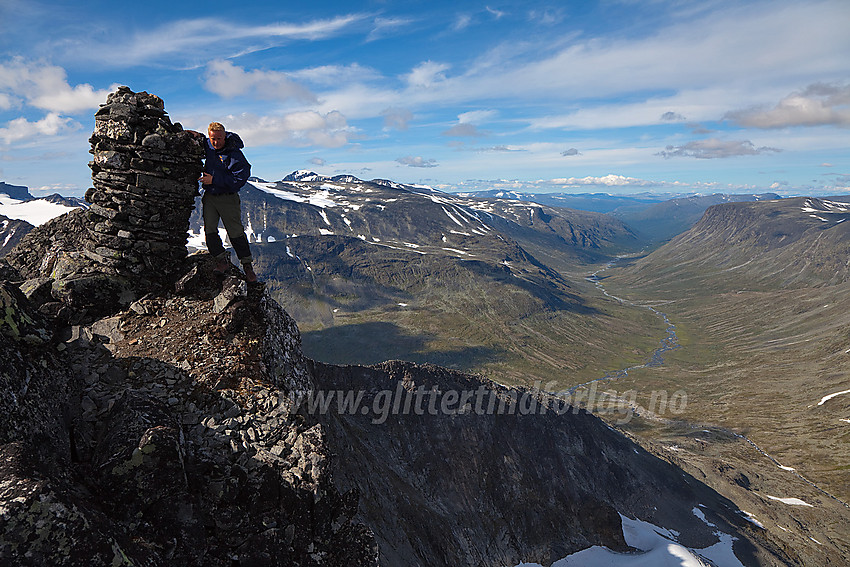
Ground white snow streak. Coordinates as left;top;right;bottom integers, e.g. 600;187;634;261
765;495;814;507
817;389;850;406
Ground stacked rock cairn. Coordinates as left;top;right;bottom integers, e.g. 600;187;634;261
85;86;204;282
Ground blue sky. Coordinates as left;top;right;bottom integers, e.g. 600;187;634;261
1;0;848;197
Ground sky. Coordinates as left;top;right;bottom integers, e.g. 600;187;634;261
0;0;848;198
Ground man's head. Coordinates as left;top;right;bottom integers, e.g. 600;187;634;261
208;122;226;150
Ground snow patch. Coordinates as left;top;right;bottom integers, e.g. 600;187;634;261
443;248;469;255
0;196;77;226
513;514;744;567
442;206;465;227
765;495;814;507
739;511;764;529
817;389;850;406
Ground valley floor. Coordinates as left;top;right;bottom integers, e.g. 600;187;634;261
578;258;850;562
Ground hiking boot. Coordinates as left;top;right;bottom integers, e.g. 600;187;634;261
243;263;258;283
213;256;230;274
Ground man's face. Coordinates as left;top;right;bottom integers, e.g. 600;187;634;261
209;129;226;150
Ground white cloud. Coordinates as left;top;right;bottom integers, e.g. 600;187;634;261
405;61;450;88
526;89;742;131
367;17;414;42
548;174;659;187
485;6;507;19
0;58;115;113
69;15;367;67
442;123;486;137
421;2;850;116
396;156;438;168
657;138;782;159
220;110;351;148
0;93;16;111
31;83;115;114
527;8;565;25
0;113;78;144
458;109;497;124
288;63;382;86
452;14;473;32
726;83;850;128
381;108;413;131
204;60;316;102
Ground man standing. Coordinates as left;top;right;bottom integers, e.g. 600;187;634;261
200;122;258;283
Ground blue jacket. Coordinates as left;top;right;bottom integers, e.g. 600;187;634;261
203;132;251;195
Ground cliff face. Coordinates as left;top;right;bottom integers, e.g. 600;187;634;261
308;361;800;566
0;251;377;566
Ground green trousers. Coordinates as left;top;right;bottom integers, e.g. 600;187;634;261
202;192;253;264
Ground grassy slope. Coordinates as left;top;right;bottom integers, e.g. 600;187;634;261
255;237;665;388
597;200;850;507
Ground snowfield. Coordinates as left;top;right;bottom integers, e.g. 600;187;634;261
0;195;78;226
513;513;744;567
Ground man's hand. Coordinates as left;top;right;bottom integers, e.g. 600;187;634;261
200;173;213;185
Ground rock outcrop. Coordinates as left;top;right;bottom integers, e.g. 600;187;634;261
5;87;204;324
0;254;377;566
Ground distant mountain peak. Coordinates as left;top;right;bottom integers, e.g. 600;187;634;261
0;182;34;201
282;170;327;182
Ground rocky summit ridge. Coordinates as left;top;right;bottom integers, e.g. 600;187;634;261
0;88;804;566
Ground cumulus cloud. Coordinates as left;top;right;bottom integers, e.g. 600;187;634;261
561;148;581;156
661;111;686;121
396;156;438;168
442;123;486;137
0;58;116;113
381;107;413;131
405;61;450;88
309;157;326;166
0;93;16;111
657;138;782;159
204;60;317;102
0;113;78;144
220;111;350;148
548;174;658;187
726;83;850;129
442;109;495;137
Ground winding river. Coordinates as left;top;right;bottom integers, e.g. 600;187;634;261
582;259;849;510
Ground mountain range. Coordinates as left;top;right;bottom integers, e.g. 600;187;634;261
2;177;832;567
2;169;849;564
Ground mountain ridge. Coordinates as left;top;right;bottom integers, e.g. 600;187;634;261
0;200;803;566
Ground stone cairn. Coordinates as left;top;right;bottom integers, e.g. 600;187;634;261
85;86;204;282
